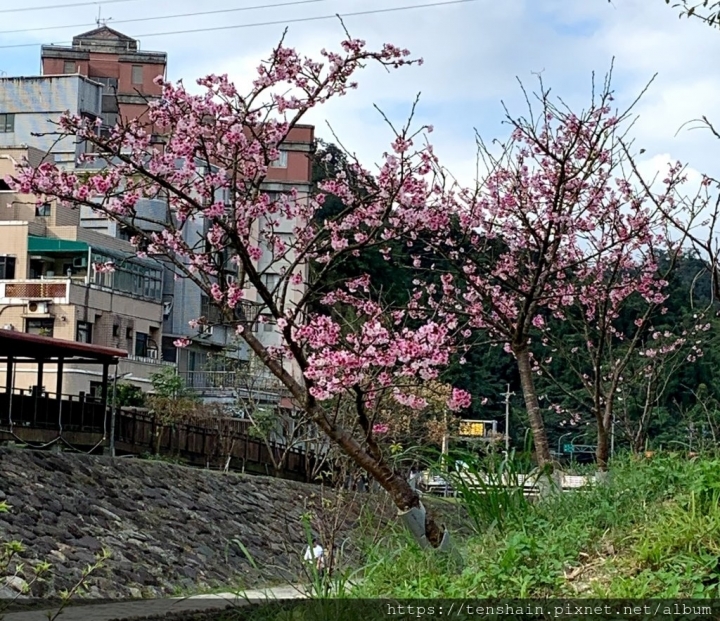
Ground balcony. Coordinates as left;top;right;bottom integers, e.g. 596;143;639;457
0;279;71;304
182;370;289;401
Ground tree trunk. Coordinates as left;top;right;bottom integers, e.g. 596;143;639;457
596;420;609;472
311;414;449;550
596;401;613;472
514;347;553;468
243;337;451;550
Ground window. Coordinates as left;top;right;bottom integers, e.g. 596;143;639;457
76;321;92;343
94;77;119;117
63;61;76;73
261;315;276;333
0;256;16;280
89;381;103;401
90;252;163;300
26;319;54;337
92;76;118;92
112;324;120;337
270;150;288;168
35;202;51;217
135;332;148;357
126;326;133;340
0;113;14;133
131;65;143;85
262;272;280;292
200;294;224;325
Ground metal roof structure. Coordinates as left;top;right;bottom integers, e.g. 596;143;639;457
0;329;127;364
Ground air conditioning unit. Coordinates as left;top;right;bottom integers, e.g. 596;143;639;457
198;325;214;337
73;256;88;268
27;301;49;315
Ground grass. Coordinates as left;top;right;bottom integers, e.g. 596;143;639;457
349;451;720;599
115;451;720;620
133;450;720;619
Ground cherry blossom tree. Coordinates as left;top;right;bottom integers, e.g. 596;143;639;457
411;73;690;469
10;35;471;550
536;244;711;470
665;0;720;26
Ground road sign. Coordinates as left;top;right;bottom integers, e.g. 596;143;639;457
458;421;485;437
563;444;596;454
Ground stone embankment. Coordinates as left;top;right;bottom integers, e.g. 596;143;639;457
0;448;382;599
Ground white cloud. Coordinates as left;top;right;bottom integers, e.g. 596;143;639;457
1;0;719;188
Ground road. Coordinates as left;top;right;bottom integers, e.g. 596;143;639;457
1;584;307;621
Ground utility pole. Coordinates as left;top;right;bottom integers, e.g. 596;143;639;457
441;410;449;461
110;366;118;457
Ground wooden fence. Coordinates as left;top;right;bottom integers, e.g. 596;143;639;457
114;410;316;479
1;394;316;480
1;388;106;432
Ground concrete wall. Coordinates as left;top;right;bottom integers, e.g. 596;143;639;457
0;221;30;282
79;197;166;235
0;147;79;228
0;356;168;396
0;75;103;164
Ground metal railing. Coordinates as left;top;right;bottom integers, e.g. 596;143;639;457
0;386;107;433
124;354;174;366
182;370;289;395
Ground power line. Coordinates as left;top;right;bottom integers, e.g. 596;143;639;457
0;0;331;37
0;0;137;14
0;0;479;50
136;0;480;39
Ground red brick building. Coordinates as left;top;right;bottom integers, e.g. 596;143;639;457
40;26;167;132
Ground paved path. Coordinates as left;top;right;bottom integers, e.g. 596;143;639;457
1;585;307;621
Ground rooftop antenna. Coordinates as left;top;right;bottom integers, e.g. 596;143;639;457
96;5;112;27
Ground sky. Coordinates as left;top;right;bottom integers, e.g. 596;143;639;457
1;0;719;186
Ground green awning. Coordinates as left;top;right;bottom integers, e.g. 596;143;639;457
28;236;89;254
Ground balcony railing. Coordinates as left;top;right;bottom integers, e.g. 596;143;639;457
182;370;289;397
0;279;71;303
123;354;174;367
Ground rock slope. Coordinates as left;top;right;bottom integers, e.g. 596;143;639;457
0;448;368;599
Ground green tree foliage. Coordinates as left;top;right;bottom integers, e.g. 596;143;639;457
114;382;146;408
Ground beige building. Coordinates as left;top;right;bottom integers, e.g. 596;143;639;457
0;146;168;396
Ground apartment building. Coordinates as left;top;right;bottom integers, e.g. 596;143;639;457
41;25;166;128
163;125;315;398
0;146;166;395
1;28;315;404
241;125;315;385
0;74;102;167
41;25;167;233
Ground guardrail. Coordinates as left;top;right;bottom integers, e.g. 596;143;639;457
182;371;290;396
422;472;593;497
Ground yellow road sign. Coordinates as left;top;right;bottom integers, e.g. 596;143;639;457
458;420;485;437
